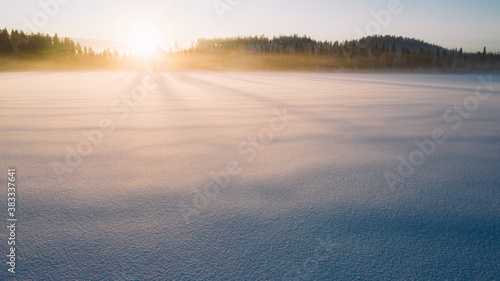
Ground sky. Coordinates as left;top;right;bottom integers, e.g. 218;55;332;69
1;0;499;52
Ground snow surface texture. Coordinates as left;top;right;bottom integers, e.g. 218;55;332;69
0;72;499;280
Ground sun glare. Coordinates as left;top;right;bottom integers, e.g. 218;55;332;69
129;25;160;56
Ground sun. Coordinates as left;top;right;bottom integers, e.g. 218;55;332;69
129;25;160;56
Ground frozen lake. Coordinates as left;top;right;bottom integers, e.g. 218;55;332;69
1;72;499;280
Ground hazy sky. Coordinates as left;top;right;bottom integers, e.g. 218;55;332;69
1;0;499;52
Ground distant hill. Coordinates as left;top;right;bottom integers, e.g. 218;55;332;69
358;35;446;54
192;34;479;56
187;34;498;72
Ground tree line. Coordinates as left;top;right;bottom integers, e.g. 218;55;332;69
0;28;119;61
1;28;499;71
189;35;500;71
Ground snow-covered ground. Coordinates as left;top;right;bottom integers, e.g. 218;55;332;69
1;72;499;280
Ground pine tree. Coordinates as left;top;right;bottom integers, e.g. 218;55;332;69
75;43;82;57
88;47;95;58
53;33;60;54
0;28;13;54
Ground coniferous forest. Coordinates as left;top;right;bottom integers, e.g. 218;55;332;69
0;28;122;59
1;28;499;72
